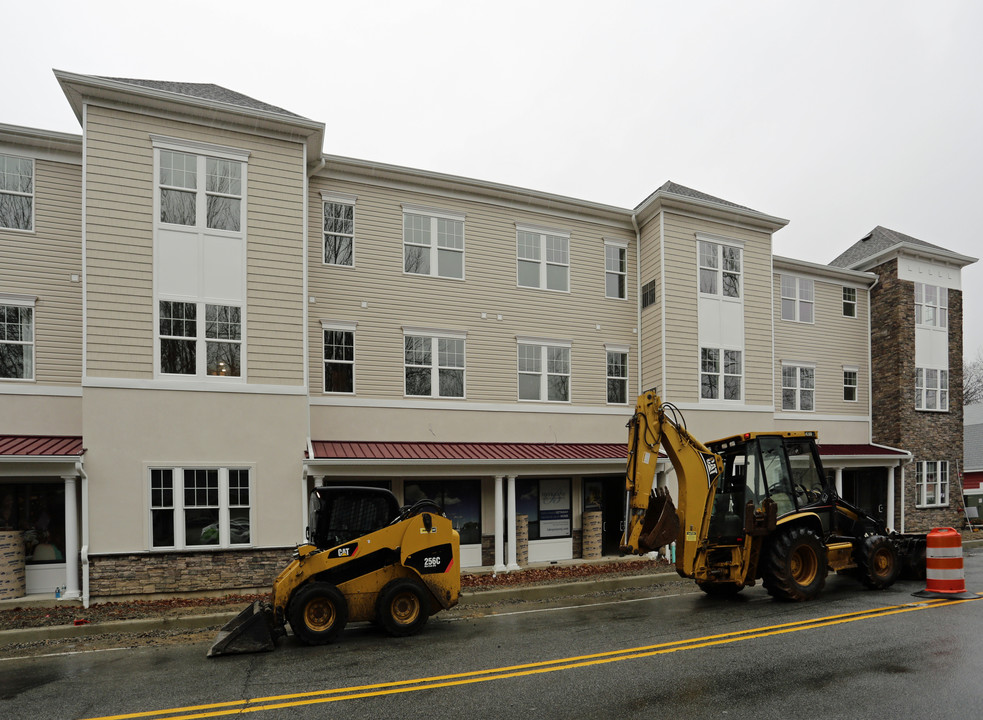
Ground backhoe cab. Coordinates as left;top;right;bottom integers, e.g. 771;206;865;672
621;389;925;600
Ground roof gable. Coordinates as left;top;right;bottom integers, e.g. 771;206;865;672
830;225;975;269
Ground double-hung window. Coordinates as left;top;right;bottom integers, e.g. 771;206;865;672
0;154;33;231
781;276;814;323
322;192;356;266
641;279;656;309
914;460;949;507
699;240;741;298
605;241;627;299
701;348;743;401
782;363;815;411
843;367;858;402
0;295;35;380
606;347;628;404
159;300;242;377
150;467;252;549
915;283;947;329
159;150;242;231
322;321;356;393
517;225;569;292
842;287;857;318
518;339;570;402
915;367;949;411
403;205;465;279
404;329;465;398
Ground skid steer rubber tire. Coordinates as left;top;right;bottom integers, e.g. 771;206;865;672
376;578;430;637
762;526;827;601
855;535;901;590
697;582;743;596
289;582;349;646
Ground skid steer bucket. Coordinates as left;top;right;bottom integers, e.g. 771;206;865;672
207;601;277;658
639;487;679;552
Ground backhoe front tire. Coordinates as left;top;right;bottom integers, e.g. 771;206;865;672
289;582;348;645
376;579;430;637
855;535;900;590
763;526;827;601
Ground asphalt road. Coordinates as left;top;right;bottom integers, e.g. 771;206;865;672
2;554;981;720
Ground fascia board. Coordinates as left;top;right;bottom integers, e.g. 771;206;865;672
634;189;789;232
773;255;878;285
849;243;978;272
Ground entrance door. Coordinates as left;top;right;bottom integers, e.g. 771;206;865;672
584;475;625;555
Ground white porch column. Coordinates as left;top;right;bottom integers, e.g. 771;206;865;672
506;475;519;571
886;465;896;530
313;475;325;487
834;467;843;498
493;476;506;572
62;475;80;600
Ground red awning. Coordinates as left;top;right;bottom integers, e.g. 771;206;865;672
0;435;85;458
309;441;629;462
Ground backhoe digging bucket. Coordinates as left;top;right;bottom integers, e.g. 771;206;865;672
207;601;277;658
639;487;679;552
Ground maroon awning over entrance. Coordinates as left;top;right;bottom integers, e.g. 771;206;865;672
0;435;85;458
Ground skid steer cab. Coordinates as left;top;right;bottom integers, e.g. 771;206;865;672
208;486;461;657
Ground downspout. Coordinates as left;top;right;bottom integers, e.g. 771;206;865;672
632;213;641;394
77;460;89;609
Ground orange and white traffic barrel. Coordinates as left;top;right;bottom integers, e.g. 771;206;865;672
913;527;977;599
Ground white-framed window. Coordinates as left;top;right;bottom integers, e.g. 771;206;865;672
915;283;948;329
403;329;465;398
158;148;244;232
402;205;465;279
843;367;858;402
322;320;356;394
517;225;569;292
701;347;743;401
518;339;571;402
150;466;252;549
606;347;628;404
915;367;949;411
322;192;356;266
842;287;857;318
0;295;35;380
914;460;949;508
699;240;741;298
641;279;656;309
0;154;33;231
781;276;814;323
782;363;815;411
605;241;627;299
158;300;242;377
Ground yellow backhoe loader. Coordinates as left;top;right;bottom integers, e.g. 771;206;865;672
208;486;461;657
621;389;925;600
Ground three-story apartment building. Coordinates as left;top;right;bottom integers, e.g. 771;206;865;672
0;72;974;603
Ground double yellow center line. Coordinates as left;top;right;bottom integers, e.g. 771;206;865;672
86;597;978;720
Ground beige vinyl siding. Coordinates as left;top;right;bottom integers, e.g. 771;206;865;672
774;274;870;413
308;177;637;405
84;106;306;384
661;211;774;405
638;213;662;392
0;155;83;386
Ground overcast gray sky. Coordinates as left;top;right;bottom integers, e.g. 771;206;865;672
7;0;981;361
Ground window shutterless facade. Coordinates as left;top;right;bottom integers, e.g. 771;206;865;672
915;367;949;411
322;192;356;266
150;467;252;549
781;276;814;323
782;363;815;411
605;241;627;299
517;225;569;292
0;296;34;380
404;330;466;398
159;300;242;377
322;321;356;393
701;347;742;401
518;339;571;402
843;367;858;402
915;283;948;329
606;348;628;404
699;240;741;298
641;279;656;309
403;206;465;279
0;154;33;231
914;460;948;507
159;150;243;232
842;287;857;318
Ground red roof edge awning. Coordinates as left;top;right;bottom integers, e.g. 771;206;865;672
0;435;85;458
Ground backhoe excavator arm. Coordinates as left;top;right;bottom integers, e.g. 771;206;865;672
621;389;723;577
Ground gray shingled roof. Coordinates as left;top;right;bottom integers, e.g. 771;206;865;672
830;226;956;269
965;404;983;471
635;181;759;214
101;77;304;119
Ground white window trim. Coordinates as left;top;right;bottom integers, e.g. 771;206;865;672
155;299;246;382
781;275;815;324
147;465;255;551
700;346;744;402
321;192;356;268
402;205;466;280
0;293;37;382
604;239;629;300
151;135;251;162
781;360;816;412
517;337;572;403
915;366;949;412
914;282;948;330
403;327;467;399
0;153;35;233
842;287;858;318
322;320;357;395
842;365;859;403
605;345;629;405
516;223;571;293
914;460;949;508
697;237;743;301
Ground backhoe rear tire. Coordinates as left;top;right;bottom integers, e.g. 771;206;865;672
855;535;900;590
763;526;827;601
376;579;430;637
289;582;348;645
